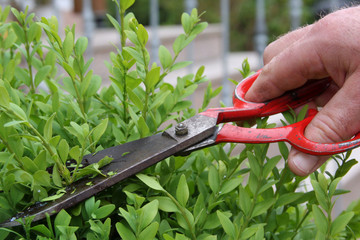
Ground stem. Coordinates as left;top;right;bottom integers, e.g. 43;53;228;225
165;192;196;240
4;106;70;184
94;94;114;111
23;26;35;93
120;10;126;49
70;147;85;183
325;201;332;239
65;66;86;119
118;7;129;124
290;210;310;240
238;175;262;239
141;46;149;121
0;135;22;165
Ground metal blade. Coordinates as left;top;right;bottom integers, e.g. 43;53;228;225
0;114;217;227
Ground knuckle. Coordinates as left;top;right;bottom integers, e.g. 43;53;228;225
306;113;346;143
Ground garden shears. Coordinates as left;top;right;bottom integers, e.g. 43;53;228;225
2;71;360;227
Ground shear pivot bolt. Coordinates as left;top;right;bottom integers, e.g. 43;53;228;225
175;123;188;136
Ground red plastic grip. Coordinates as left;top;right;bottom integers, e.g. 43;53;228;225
200;71;360;155
215;116;360;155
201;71;331;123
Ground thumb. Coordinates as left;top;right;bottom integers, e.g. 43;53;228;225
288;73;360;176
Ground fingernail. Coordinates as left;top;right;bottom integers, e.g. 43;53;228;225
291;152;319;175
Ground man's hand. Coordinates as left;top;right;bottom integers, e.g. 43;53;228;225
245;6;360;176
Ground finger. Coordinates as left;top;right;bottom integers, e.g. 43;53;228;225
245;35;329;103
263;24;313;64
288;72;360;175
313;80;339;107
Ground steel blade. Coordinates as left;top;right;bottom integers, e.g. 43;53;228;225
0;114;216;227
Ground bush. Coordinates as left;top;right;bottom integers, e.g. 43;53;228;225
0;0;359;239
108;0;318;51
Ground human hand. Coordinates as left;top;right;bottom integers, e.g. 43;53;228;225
245;6;360;176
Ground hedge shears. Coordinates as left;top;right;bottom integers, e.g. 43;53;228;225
2;71;360;227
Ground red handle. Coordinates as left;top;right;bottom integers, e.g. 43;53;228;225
201;71;331;123
200;70;360;155
215;115;360;155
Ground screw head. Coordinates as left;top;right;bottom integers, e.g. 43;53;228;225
175;123;188;136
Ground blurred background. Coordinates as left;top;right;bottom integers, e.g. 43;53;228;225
1;0;360;215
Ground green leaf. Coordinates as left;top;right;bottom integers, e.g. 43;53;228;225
52;164;63;187
263;155;281;177
74;36;88;57
241;224;265;239
31;224;52;238
191;22;208;36
69;145;81;164
137;174;165;191
169;61;192;72
139;200;159;230
125;30;140;45
28;22;41;42
317;172;328;192
220;178;241;195
41;190;66;202
173;34;186;55
115;222;136;240
58;139;69;164
247;151;261;177
20;156;38;174
312;204;328;234
202;212;221;230
11;22;25;43
139;222;159;240
208;165;220;193
106;14;121;33
55;209;72;228
137;116;150;138
328;178;341;197
62;62;76;80
127;87;143;111
311;180;329;210
278;142;289;160
33;151;47;170
34;170;51;187
150;196;179;212
258;180;278;194
92;118;108;143
4;58;16;83
276;193;303;207
136;24;148;46
146;66;161;90
176;174;189;206
63;31;74;59
93;204;115;219
172;100;192;112
335;159;358;178
330;211;354;236
124;46;145;66
297;105;309;121
120;0;135;11
35;66;51;88
85;75;101;97
9;103;27;121
159;45;172;69
251;199;276;218
216;210;236;238
176;208;194;231
239;186;251;215
0;86;10;108
44;112;56;141
181;13;192;34
56;225;78;239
